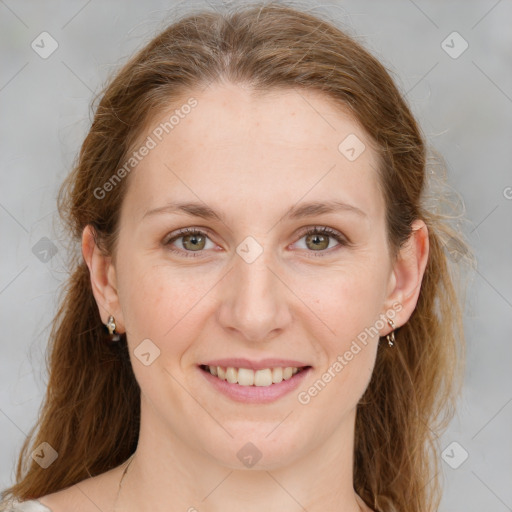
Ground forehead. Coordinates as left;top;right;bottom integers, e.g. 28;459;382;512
122;83;384;223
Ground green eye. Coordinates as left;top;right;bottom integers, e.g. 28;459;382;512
164;228;213;258
164;225;349;258
294;226;348;254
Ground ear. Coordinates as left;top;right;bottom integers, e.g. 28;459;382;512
81;225;125;332
381;219;429;334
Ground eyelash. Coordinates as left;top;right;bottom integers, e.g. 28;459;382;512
163;226;349;259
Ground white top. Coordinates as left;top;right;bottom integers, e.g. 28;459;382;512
1;500;52;512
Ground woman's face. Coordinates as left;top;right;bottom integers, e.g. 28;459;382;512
91;83;421;470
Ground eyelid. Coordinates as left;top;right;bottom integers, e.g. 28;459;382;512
294;225;349;243
291;225;350;255
162;226;213;245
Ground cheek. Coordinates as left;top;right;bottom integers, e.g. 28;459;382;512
116;256;211;359
294;268;383;411
296;261;387;345
293;262;385;399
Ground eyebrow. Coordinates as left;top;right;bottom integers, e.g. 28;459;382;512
142;200;367;222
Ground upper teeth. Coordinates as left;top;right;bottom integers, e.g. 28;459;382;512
207;366;301;386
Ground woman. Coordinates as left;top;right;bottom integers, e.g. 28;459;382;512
1;3;469;511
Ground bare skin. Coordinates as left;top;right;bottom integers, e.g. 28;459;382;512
38;83;428;512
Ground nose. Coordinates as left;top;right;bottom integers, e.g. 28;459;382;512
216;249;292;343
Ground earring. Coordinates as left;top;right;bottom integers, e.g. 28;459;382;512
106;315;121;342
386;318;396;347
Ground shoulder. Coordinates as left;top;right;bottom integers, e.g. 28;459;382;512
0;500;52;512
9;464;124;512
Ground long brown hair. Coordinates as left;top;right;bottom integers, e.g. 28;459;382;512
1;3;472;511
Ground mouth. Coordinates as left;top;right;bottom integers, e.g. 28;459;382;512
199;364;311;387
198;363;312;403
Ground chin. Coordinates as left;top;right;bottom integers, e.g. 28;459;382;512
195;422;311;471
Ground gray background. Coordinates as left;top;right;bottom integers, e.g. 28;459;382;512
1;1;511;510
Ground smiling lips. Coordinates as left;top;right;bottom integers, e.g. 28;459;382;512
198;359;312;403
200;364;307;386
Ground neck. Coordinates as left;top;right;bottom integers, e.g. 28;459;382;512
116;399;366;512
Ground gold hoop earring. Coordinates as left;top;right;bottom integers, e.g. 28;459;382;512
386;318;396;347
106;315;121;342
